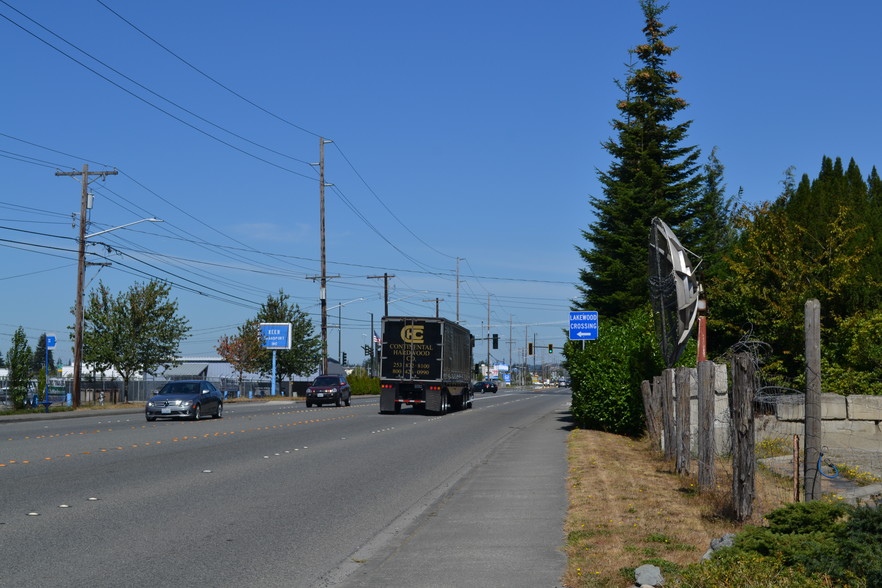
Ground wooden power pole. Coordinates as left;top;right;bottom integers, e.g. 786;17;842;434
56;164;117;408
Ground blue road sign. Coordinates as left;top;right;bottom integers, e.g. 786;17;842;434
46;333;57;350
259;323;292;350
569;311;598;341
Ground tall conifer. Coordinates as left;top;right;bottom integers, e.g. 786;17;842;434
576;0;702;317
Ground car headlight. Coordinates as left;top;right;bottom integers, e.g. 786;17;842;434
181;400;192;407
147;401;155;407
330;387;338;393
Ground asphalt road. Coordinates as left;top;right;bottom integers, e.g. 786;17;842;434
0;388;570;587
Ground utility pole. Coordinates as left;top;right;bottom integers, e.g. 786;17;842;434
423;298;444;317
367;273;395;316
308;138;336;374
56;164;117;408
509;315;513;368
486;294;491;373
456;257;461;323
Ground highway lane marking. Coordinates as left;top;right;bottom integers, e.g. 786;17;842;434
0;413;356;469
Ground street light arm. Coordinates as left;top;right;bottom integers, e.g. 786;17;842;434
85;218;163;239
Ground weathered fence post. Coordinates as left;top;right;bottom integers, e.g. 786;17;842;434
641;379;661;451
662;368;675;461
804;299;822;501
697;360;716;491
676;366;691;476
731;352;756;521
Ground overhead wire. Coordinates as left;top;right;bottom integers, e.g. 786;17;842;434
91;0;460;269
0;2;317;180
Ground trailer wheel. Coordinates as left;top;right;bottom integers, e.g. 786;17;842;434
440;391;450;415
394;403;401;414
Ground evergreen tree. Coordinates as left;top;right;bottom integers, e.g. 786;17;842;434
7;326;32;408
30;333;56;375
692;146;738;283
576;0;702;318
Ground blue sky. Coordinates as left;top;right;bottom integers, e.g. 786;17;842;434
3;1;881;370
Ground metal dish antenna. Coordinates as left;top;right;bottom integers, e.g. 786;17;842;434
648;217;702;367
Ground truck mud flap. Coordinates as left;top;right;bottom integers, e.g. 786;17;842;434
380;388;397;414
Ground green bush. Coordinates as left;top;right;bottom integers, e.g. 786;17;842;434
346;367;379;396
676;549;837;587
563;307;664;436
677;501;882;586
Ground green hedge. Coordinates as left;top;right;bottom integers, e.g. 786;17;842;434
347;368;379;395
563;307;665;436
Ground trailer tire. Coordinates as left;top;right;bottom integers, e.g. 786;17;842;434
394;403;401;414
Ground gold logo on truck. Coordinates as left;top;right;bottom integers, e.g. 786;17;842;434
401;325;425;343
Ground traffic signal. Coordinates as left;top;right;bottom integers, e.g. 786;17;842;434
492;333;498;349
528;342;534;355
548;343;554;354
342;352;348;365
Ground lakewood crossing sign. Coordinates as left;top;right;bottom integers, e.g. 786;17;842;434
569;311;598;341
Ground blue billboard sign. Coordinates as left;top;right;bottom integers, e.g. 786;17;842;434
259;323;292;350
569;311;598;341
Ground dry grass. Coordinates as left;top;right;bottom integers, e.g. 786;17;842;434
563;430;793;587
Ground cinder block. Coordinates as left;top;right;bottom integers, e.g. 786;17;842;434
774;393;846;421
847;395;882;421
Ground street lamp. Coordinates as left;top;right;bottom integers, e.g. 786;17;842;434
72;217;164;408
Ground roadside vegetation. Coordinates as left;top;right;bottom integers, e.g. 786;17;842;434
564;431;882;587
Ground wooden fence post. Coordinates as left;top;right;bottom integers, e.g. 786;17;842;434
662;368;675;461
675;366;692;476
641;379;661;451
732;352;756;521
805;299;822;501
697;360;716;491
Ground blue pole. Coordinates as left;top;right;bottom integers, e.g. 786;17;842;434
44;338;49;403
271;350;277;396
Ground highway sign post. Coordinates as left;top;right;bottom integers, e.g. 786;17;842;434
569;311;598;341
260;323;292;396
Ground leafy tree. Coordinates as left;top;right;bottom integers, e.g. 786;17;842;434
575;0;702;318
216;319;263;393
30;333;56;375
254;290;321;391
709;201;870;374
7;326;32;408
80;280;190;402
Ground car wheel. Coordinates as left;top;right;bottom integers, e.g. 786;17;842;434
192;404;201;421
306;401;312;408
335;395;342;408
213;403;223;419
345;394;351;407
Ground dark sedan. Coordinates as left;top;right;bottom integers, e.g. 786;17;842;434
146;380;223;421
305;375;351;407
472;381;498;393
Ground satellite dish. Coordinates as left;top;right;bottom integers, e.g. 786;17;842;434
648;217;701;367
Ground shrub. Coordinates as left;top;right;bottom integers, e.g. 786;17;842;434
679;501;882;586
676;549;835;587
563;307;664;436
346;367;379;396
